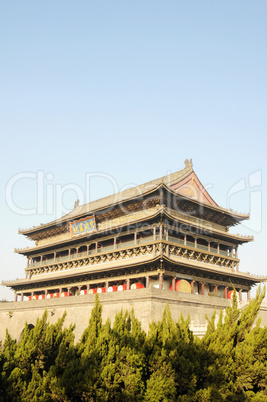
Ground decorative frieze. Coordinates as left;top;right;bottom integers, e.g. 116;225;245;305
27;238;239;279
29;243;155;277
168;244;237;269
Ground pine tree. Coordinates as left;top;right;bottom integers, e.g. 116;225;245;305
3;310;75;401
200;285;266;400
0;287;266;400
0;341;4;402
145;305;200;399
98;309;146;401
57;294;106;401
144;361;177;401
2;330;20;401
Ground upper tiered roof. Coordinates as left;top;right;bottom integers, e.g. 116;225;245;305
19;160;250;240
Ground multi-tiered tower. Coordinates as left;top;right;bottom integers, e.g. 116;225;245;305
2;161;265;339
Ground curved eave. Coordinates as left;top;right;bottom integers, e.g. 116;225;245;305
15;207;253;257
3;254;266;291
163;209;254;244
18;174;249;238
162;184;250;225
17;164;194;236
163;255;265;286
15;209;162;256
2;254;160;290
18;184;164;238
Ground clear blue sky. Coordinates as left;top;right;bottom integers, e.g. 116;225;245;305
1;1;266;300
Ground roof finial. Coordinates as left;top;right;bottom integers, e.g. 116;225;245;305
184;159;193;169
74;199;80;209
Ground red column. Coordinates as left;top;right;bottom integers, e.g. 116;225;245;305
224;286;228;299
172;277;176;291
191;280;195;294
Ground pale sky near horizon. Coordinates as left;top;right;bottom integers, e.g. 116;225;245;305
1;1;267;300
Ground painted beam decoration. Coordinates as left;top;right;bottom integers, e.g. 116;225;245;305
69;215;96;236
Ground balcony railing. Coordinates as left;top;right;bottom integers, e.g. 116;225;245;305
29;236;156;268
29;234;235;269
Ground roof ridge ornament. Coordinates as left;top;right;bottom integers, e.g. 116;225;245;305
74;199;80;209
184;158;193;170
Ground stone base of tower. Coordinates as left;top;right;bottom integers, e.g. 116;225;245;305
0;288;266;343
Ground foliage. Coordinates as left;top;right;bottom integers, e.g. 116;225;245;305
0;288;266;401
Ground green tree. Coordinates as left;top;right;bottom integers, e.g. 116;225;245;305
1;288;266;401
98;309;146;401
0;341;5;402
200;285;266;400
3;310;75;401
144;361;176;401
145;305;201;399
